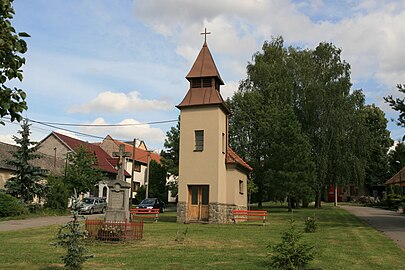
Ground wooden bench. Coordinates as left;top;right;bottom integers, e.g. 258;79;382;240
232;209;268;224
130;208;160;222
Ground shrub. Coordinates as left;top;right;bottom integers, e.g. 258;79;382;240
45;175;69;210
304;216;317;233
385;194;405;210
0;192;27;217
53;190;91;270
269;221;314;270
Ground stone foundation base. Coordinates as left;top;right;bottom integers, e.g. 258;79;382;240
176;202;246;224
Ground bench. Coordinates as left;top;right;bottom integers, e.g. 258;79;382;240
232;209;268;224
130;208;160;222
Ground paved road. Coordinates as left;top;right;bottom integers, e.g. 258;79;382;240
0;214;104;232
340;205;405;249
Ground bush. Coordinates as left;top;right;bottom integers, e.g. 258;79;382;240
384;194;405;210
53;190;91;269
0;192;27;217
269;221;314;270
304;216;317;233
45;175;69;210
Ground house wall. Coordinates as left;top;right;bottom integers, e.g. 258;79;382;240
178;106;227;205
226;166;248;208
38;135;70;159
0;169;14;189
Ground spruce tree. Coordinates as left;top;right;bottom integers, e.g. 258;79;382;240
5;120;47;202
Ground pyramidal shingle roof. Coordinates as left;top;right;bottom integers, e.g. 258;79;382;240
186;42;224;85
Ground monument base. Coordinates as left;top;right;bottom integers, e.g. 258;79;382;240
105;209;130;221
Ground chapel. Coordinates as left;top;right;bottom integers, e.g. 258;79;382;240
176;35;252;224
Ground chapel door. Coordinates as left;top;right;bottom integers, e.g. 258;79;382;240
188;185;209;221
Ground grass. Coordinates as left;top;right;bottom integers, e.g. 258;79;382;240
0;208;69;222
0;204;404;269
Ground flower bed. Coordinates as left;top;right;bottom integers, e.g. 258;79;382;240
85;219;143;242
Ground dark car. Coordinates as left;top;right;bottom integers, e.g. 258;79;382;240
137;198;165;213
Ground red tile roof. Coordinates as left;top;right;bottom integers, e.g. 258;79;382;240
226;147;253;172
385;167;405;186
53;132;130;177
106;136;161;164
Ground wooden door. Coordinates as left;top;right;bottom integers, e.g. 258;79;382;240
188;185;209;221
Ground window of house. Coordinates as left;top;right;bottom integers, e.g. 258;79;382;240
195;130;204;151
222;132;225;154
239;180;244;194
133;182;140;192
202;77;212;88
191;79;201;88
133;162;141;172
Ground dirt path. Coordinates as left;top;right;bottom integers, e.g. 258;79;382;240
0;214;104;232
340;205;405;249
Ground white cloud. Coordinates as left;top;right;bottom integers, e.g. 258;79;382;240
134;0;405;96
80;117;166;145
221;81;240;100
68;91;172;114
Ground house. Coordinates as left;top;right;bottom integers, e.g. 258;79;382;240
0;141;65;189
0;142;17;189
38;132;130;201
385;167;405;186
176;39;253;224
99;135;160;201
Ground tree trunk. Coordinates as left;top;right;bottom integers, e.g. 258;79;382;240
287;196;292;212
315;191;322;208
334;183;338;207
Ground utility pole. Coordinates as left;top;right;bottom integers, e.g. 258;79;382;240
145;151;151;199
130;138;136;207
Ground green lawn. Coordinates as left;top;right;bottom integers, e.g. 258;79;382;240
0;204;404;270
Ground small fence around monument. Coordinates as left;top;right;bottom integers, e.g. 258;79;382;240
85;219;144;242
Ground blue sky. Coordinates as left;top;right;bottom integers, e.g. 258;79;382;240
1;0;405;150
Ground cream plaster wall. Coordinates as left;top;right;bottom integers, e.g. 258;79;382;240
0;169;14;189
226;166;248;207
38;135;70;159
178;106;227;204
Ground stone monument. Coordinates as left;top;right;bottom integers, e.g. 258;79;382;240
105;144;131;221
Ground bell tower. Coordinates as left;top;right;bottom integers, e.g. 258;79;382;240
176;31;231;223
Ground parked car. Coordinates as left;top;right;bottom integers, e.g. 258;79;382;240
137;198;165;213
79;197;107;214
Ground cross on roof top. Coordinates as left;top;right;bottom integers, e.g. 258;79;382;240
200;28;211;43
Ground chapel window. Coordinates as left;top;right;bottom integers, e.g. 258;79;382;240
195;130;204;151
202;77;212;88
239;180;244;195
191;79;201;88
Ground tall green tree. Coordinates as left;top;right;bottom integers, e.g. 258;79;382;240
65;146;104;194
361;105;393;186
384;83;405;134
161;119;179;176
148;160;167;201
161;118;180;198
0;0;29;125
228;37;374;207
5;120;47;202
266;105;315;211
291;42;368;207
228;37;296;206
388;142;405;175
